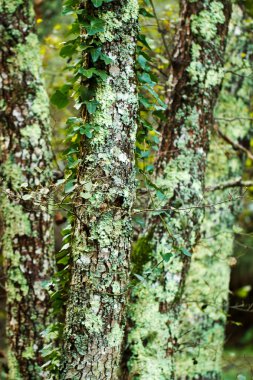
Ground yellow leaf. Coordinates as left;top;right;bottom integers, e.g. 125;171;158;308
71;134;78;142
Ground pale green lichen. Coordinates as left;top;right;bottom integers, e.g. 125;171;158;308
107;323;124;348
100;0;139;42
0;0;23;14
15;33;43;78
191;1;225;42
21;124;41;146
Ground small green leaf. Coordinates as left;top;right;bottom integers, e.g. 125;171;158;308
64;180;76;194
181;247;191;257
138;34;151;49
161;252;172;262
138;72;156;86
80;128;93;138
58;256;70;265
78;67;107;81
146;164;154;172
139;94;153;108
85;130;93;138
100;53;113;64
95;69;108;81
91;0;103;6
139;7;154;18
133;273;145;282
156;190;166;201
142;85;167;109
82;18;105;35
90;47;102;62
66;117;82;125
60;42;77;58
91;0;113;5
85;100;99;114
78;67;96;78
140;150;150;158
137;54;150;71
60;243;70;252
51;90;69;109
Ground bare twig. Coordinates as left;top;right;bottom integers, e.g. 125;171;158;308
149;0;171;60
133;192;247;214
214;124;253;161
206;178;253;192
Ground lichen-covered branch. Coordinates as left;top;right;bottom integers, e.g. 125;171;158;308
0;1;55;378
125;1;231;378
60;1;139;379
175;7;253;378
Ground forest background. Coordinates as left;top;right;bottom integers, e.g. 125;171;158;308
1;0;253;379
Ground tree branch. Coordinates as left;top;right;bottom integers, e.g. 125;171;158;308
214;124;253;160
205;178;253;192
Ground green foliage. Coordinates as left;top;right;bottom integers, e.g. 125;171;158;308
91;0;113;7
51;89;69;109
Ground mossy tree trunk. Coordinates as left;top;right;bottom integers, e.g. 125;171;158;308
0;1;55;379
125;1;231;379
60;1;139;379
175;6;253;379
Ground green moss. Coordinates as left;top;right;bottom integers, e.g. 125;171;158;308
131;235;154;275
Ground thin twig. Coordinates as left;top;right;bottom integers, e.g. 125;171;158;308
206;178;253;192
150;0;171;60
133;192;247;214
214;124;253;160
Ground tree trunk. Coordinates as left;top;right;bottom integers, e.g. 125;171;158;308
125;1;231;378
60;1;139;379
175;6;253;379
0;1;55;379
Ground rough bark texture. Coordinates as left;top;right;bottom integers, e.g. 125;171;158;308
0;1;55;379
60;1;139;379
175;7;253;379
125;1;231;379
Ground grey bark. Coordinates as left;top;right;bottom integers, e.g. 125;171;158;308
0;1;55;379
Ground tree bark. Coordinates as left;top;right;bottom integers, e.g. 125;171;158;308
60;1;139;379
175;6;253;378
125;1;231;379
0;1;55;379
